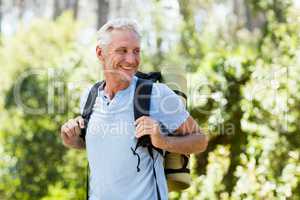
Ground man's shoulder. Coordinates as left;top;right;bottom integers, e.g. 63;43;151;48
151;82;174;98
79;82;101;114
152;82;169;91
81;80;104;97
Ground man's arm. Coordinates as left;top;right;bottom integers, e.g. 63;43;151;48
158;116;208;154
135;116;208;155
60;116;86;150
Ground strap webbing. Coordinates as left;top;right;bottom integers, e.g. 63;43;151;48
148;146;162;200
134;78;153;147
86;163;89;200
134;78;162;200
135;71;162;82
80;81;105;140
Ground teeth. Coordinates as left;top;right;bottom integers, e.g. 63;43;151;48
117;64;136;70
122;66;133;70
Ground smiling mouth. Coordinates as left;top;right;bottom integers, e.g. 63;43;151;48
118;65;136;71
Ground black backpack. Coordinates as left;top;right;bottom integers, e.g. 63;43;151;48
80;71;190;200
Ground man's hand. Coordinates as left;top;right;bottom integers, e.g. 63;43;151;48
135;116;208;155
60;116;85;149
135;116;166;148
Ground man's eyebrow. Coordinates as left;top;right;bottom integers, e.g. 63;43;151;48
115;46;140;50
115;47;127;50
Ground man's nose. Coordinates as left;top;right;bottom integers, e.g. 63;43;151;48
125;53;137;64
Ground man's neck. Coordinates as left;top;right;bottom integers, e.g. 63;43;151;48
103;78;131;100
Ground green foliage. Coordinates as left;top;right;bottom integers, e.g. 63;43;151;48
0;12;90;200
169;0;300;199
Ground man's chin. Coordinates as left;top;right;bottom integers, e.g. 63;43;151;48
106;67;137;83
119;73;134;83
119;69;136;81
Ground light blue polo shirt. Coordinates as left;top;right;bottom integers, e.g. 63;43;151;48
80;76;189;200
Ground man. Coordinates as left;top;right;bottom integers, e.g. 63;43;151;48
60;18;208;200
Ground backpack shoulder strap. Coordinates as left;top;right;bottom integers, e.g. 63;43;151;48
134;78;157;148
134;78;163;155
81;81;104;200
135;71;162;82
132;77;163;200
80;80;105;140
133;78;153;147
134;78;153;120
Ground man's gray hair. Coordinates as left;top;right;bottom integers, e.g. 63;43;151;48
97;18;141;47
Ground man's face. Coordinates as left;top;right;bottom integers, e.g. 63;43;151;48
97;29;141;83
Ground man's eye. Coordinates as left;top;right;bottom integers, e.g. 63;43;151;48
117;49;127;54
134;49;140;54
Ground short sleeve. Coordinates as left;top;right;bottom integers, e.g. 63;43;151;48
79;85;92;115
150;83;190;134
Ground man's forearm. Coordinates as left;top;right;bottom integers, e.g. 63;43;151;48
159;133;208;155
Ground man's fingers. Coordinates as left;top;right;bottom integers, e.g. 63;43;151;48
69;119;82;137
135;120;154;132
134;116;147;126
136;124;153;138
135;125;142;135
61;124;70;135
135;117;149;130
70;120;81;136
135;129;147;138
60;117;84;147
78;119;85;129
135;121;142;131
75;116;85;128
66;129;75;138
69;120;78;129
74;125;81;136
61;118;83;139
65;120;78;137
61;125;70;139
62;127;73;139
135;121;147;134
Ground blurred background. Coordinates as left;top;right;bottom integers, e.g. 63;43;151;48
0;0;299;199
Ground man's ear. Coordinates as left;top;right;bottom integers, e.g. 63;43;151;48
96;45;104;61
